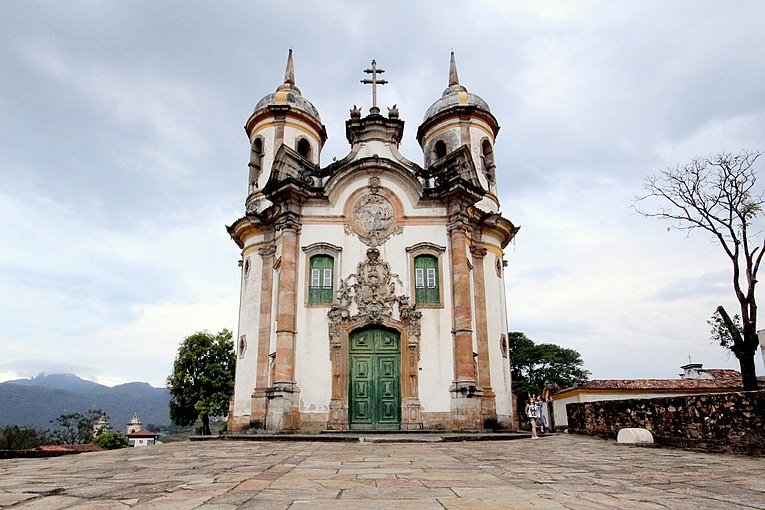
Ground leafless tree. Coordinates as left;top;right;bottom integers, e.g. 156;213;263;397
635;150;763;390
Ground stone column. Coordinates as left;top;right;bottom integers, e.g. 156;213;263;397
470;241;497;428
447;206;482;429
267;211;301;431
448;210;477;389
250;245;275;428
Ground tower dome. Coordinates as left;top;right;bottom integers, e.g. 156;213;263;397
253;50;322;122
417;52;500;212
422;53;491;122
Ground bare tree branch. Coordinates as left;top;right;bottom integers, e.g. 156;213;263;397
634;149;764;390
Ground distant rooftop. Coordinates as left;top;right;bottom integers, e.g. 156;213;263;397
554;365;744;396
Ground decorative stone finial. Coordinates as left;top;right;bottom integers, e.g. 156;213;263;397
449;51;460;87
350;105;361;119
387;104;399;119
275;49;301;95
284;48;295;86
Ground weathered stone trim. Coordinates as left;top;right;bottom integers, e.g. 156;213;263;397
470;240;496;427
327;248;423;430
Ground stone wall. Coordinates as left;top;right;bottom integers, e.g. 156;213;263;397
566;390;765;456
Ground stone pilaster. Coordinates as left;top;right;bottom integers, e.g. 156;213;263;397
471;241;497;428
448;208;476;390
269;106;288;150
250;245;275;429
447;205;481;429
267;210;301;431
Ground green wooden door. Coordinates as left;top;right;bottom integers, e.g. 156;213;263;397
349;328;401;430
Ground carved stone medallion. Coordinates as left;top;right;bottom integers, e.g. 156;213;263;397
352;194;394;235
346;189;403;247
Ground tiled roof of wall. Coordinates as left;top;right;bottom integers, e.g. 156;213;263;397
558;369;743;392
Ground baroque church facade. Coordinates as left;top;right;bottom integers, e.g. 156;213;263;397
227;51;519;432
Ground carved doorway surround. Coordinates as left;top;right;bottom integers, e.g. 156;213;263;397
327;248;423;430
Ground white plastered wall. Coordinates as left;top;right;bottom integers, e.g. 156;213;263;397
232;241;264;417
484;241;512;418
292;173;456;415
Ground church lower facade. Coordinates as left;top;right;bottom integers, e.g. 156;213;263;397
227;52;519;432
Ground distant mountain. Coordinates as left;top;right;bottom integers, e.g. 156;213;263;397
0;374;170;431
6;373;106;393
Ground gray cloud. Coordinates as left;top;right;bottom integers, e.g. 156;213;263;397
1;1;764;385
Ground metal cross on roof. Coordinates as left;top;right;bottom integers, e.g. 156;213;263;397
361;59;388;114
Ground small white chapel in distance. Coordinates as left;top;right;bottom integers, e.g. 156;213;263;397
227;51;519;432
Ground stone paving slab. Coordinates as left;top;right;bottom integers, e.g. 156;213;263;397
0;435;763;509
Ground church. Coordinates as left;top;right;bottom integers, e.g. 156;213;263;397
227;51;519;432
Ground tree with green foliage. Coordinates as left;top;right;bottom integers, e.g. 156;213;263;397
509;332;589;416
0;426;49;450
167;329;236;435
636;150;764;390
93;431;129;449
49;409;108;445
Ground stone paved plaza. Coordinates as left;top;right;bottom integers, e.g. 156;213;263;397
1;434;763;509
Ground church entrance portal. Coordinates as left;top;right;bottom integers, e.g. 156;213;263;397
349;327;401;430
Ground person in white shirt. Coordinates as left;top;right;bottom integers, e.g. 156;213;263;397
525;396;539;439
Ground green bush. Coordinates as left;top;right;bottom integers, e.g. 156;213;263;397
93;431;128;449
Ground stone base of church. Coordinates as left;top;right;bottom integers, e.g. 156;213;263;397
327;399;349;430
449;388;484;430
227;414;252;433
496;414;517;431
299;412;329;433
265;387;301;431
248;388;269;430
401;398;423;430
480;392;498;430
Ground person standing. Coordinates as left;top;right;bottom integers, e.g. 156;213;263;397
536;395;546;434
525;396;539;439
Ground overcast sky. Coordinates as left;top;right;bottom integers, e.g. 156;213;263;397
1;1;764;387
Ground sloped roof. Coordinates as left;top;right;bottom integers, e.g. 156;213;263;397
34;444;103;453
557;369;743;393
126;429;159;438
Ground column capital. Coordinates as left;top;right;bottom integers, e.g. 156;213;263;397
275;211;302;233
258;245;276;258
447;211;470;234
470;242;487;258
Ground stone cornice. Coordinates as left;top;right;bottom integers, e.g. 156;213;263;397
416;106;499;147
245;104;327;144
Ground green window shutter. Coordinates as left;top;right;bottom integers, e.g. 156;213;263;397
414;255;439;304
309;255;334;304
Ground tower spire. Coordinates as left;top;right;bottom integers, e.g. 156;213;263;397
284;49;295;87
448;51;459;87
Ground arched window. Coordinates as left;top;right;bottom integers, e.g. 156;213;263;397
308;255;334;304
434;140;447;159
481;139;495;186
297;138;312;160
407;243;445;307
414;255;439;304
249;138;263;188
303;243;342;307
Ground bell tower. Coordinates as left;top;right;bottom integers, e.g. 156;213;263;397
243;50;327;214
417;52;501;213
